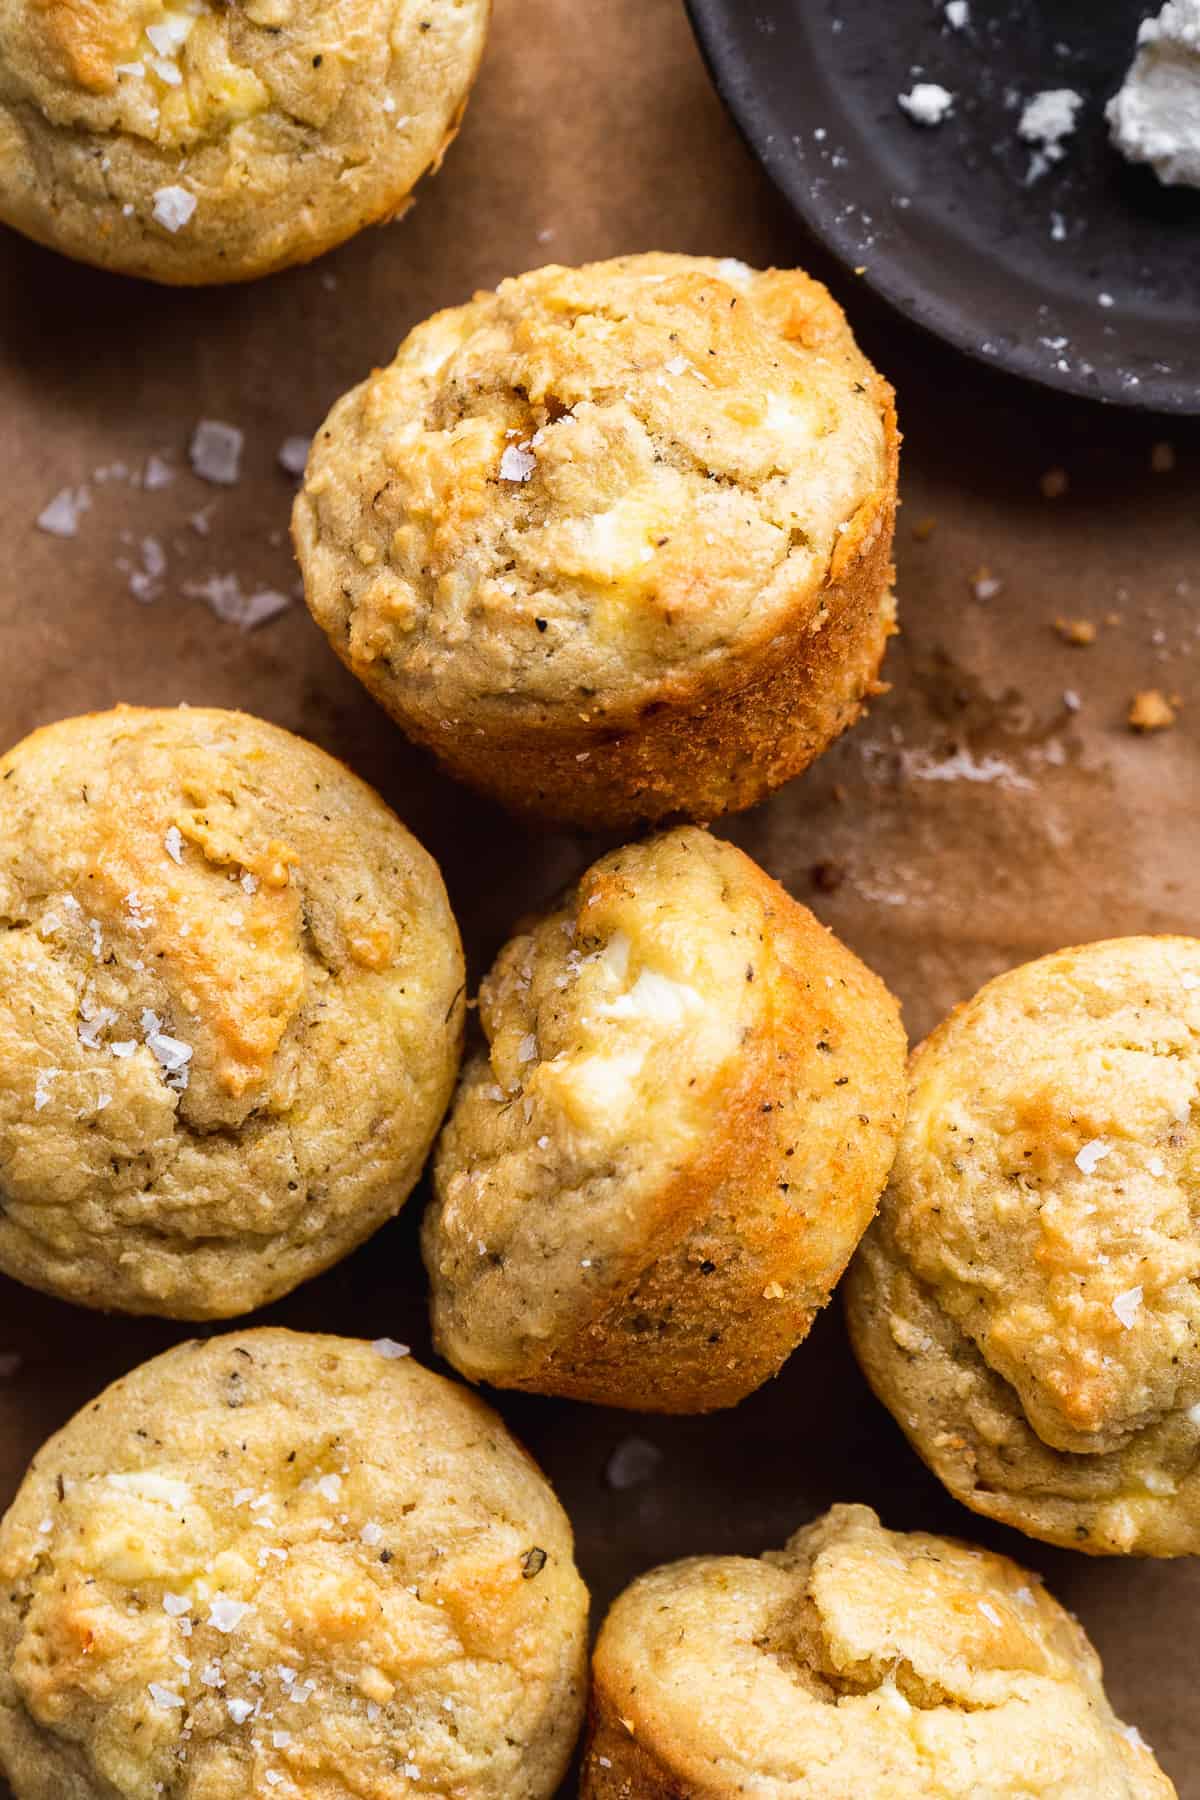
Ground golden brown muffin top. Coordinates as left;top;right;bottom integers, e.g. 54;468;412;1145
888;936;1200;1460
0;0;489;280
0;706;464;1317
295;254;894;723
590;1504;1173;1799
0;1331;589;1800
426;826;905;1405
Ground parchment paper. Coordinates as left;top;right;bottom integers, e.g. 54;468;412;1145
1;0;1198;1790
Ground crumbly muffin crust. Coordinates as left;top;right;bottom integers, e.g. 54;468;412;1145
423;827;907;1412
0;0;489;282
0;1330;589;1800
583;1503;1174;1800
846;936;1200;1555
0;706;464;1318
294;253;899;827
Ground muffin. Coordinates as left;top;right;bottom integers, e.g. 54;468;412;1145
423;827;907;1412
293;253;899;828
0;705;465;1318
846;936;1200;1556
583;1502;1173;1799
0;0;489;283
0;1329;589;1800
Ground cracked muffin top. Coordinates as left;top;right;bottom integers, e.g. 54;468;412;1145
294;253;895;726
0;706;464;1318
584;1503;1173;1800
846;936;1200;1556
0;0;489;282
0;1330;589;1800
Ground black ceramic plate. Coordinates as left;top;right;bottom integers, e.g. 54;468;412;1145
685;0;1200;413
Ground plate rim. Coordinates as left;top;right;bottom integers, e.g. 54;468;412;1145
684;0;1200;417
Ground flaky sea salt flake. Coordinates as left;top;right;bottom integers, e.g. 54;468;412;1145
37;486;91;538
1113;1286;1143;1329
1075;1139;1111;1175
373;1337;410;1359
153;185;197;232
499;443;536;482
208;1596;252;1633
278;436;311;477
190;420;243;486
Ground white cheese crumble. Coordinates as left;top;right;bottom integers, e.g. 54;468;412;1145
1108;0;1200;188
898;83;955;126
1075;1138;1111;1175
499;443;536;482
1112;1285;1144;1329
152;185;197;233
189;420;243;486
1019;89;1085;180
37;485;91;538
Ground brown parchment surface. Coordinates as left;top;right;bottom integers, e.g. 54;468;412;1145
0;0;1198;1791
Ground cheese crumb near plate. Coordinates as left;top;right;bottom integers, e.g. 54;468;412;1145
897;83;954;127
1108;0;1200;189
1018;89;1085;181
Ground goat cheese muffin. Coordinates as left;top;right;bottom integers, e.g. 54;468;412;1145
423;827;907;1413
846;936;1200;1557
293;253;899;828
0;0;490;283
582;1503;1174;1800
0;1330;589;1800
0;706;464;1318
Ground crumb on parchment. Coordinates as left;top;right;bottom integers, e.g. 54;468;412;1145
1127;689;1177;732
1054;617;1097;646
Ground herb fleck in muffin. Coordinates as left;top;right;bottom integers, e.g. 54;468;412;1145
0;0;490;282
0;1330;588;1800
424;827;906;1412
0;706;464;1318
847;936;1200;1556
583;1503;1173;1799
294;253;899;827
